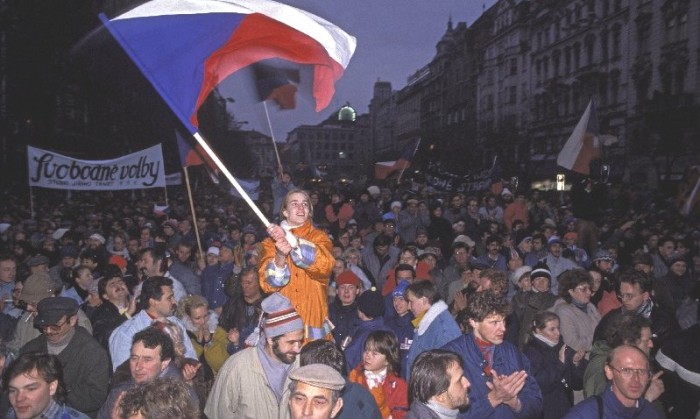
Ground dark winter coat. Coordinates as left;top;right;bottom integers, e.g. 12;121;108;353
328;297;361;347
524;336;586;419
22;327;110;418
442;333;543;419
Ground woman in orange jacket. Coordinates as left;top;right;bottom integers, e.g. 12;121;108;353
260;189;336;341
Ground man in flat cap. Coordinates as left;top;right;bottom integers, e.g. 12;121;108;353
288;364;345;419
205;292;304;419
21;296;109;417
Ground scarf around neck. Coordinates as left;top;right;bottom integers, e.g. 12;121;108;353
364;367;387;389
571;298;588;312
626;298;653;319
534;332;559;347
426;400;459;419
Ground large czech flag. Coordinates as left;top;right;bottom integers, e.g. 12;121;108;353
100;0;356;133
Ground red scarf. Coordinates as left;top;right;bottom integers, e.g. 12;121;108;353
476;336;495;377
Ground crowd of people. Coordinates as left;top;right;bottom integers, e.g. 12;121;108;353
0;170;699;419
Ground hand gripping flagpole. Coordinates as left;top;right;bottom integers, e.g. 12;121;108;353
192;132;271;227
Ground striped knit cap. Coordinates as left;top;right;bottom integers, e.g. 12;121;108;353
261;293;304;338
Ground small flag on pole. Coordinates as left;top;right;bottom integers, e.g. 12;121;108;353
153;204;170;216
175;131;220;184
253;60;300;110
557;100;602;176
375;139;421;180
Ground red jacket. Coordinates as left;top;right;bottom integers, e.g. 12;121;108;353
349;367;408;419
325;202;355;229
504;201;529;231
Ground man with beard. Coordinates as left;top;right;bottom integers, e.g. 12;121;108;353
109;276;197;370
565;345;661;418
406;349;471;419
205;293;304;419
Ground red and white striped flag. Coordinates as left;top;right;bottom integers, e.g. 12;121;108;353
557;100;601;176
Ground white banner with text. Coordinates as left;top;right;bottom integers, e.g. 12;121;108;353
28;145;166;190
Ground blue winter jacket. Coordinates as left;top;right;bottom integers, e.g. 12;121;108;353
404;301;461;380
441;333;543;419
564;385;661;419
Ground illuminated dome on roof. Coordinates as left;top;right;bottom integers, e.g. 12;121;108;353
338;104;356;122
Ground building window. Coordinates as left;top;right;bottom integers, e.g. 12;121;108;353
611;25;621;58
600;31;609;61
585;35;595;65
572;83;580;112
598;75;608;106
564;47;571;74
573;43;581;69
636;15;651;52
610;71;619;104
678;13;688;39
510;58;518;76
509;86;517;104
